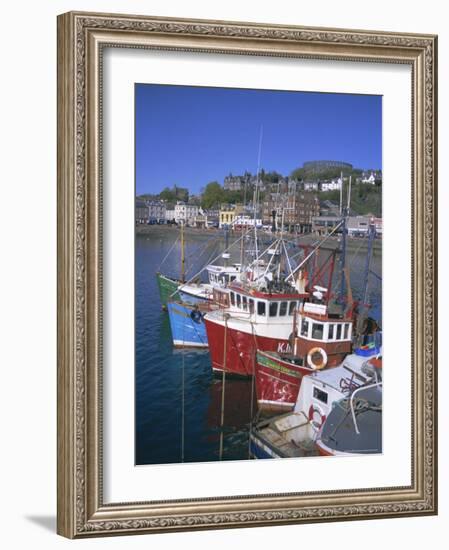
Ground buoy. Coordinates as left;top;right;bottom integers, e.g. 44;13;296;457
307;347;328;370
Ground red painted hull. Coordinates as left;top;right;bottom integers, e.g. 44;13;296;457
204;318;289;377
255;352;313;413
255;346;350;413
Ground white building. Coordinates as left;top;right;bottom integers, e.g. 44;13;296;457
304;182;319;191
165;209;176;221
234;214;262;228
361;172;376;184
147;200;166;221
320;178;342;192
174;201;199;225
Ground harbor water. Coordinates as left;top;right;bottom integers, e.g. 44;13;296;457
135;228;382;465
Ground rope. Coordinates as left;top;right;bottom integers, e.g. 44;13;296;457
219;317;228;460
247;320;258;458
157;236;179;272
180;307;186;462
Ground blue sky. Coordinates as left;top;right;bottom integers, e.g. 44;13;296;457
135;84;382;196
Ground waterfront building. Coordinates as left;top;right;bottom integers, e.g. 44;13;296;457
262;192;320;232
347;216;370;236
165;208;176;222
147;200;166;222
234;214;262;228
219;204;244;228
136;200;149;224
174;201;199;225
312;215;343;235
372;217;383;236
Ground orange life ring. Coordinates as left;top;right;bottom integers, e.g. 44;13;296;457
307;347;328;370
308;405;326;429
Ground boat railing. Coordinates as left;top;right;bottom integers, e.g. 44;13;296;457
349;381;382;435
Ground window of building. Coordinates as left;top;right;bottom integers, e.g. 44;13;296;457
312;323;324;340
279;301;287;316
269;302;278;317
257;301;266;316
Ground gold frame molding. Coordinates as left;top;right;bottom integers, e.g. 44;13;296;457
57;11;438;538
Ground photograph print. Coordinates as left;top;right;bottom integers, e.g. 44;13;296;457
135;84;382;465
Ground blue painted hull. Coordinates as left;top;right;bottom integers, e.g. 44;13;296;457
249;433;279;459
167;301;209;348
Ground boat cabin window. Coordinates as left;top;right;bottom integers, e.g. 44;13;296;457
236;294;241;308
257;301;266;316
279;301;288;316
336;324;342;340
312;323;324;340
289;301;296;315
301;318;309;337
230;276;237;282
249;298;254;313
230;292;235;306
269;302;278;317
344;323;349;339
328;324;334;340
242;296;248;311
313;387;328;404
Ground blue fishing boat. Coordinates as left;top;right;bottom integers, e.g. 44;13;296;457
167;300;210;348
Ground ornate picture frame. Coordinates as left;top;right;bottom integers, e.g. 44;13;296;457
57;11;437;538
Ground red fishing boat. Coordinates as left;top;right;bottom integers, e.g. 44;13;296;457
254;218;381;412
204;281;309;376
204;225;342;377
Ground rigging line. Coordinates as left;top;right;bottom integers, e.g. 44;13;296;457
171;231;249;297
157;236;180;272
347;235;368;268
282;238;295;281
285;220;344;282
219;317;228;461
247;320;258;458
181;311;186;463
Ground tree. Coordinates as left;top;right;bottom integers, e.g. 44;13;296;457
159;187;176;202
201;181;224;208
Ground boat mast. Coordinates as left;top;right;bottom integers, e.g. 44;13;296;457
180;222;185;283
253;125;263;263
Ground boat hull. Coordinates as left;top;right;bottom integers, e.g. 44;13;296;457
156;273;181;309
204;316;292;377
167;301;208;348
255;344;351;414
178;288;210;305
255;351;314;414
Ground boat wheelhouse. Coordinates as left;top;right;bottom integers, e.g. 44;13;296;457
204;282;309;377
177;263;241;304
255;300;355;413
